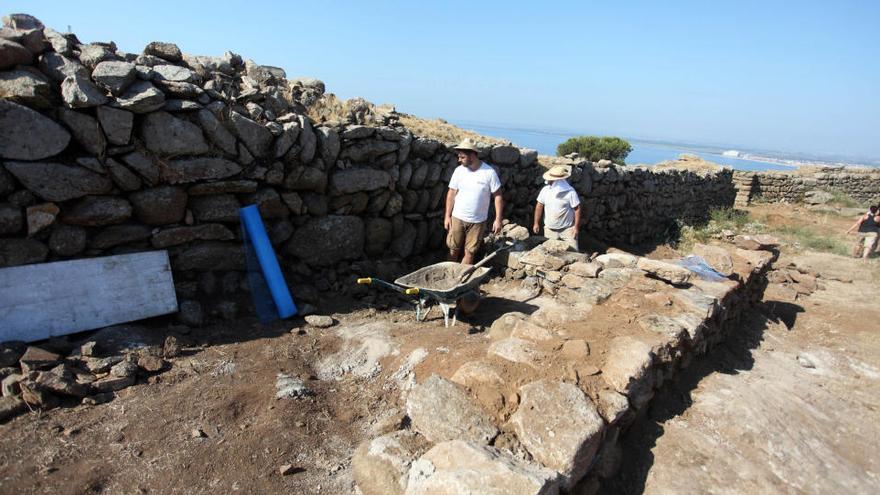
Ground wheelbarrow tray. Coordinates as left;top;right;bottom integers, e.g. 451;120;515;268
394;261;492;302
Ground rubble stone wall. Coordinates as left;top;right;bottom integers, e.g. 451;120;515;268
734;170;880;205
1;15;736;322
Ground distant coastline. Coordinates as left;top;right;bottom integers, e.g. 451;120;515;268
451;120;878;171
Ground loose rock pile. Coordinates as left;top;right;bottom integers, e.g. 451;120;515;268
0;327;181;422
352;236;778;494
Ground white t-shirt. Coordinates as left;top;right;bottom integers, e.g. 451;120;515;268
537;180;580;229
448;163;502;223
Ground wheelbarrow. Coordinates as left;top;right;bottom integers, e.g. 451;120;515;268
357;242;512;327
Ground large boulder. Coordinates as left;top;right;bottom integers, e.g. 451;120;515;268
151;224;234;249
196;109;237;155
112;80;165;113
602;336;655;410
48;224;87;256
0;100;70;160
0;39;31;70
151;64;196;83
62;196;132;226
164;158;242;184
353;430;429;495
330;168;393;194
339;139;399;162
490;145;520;166
90;224;152;249
91;60;136;95
0;69;53;108
174;242;245;271
143;41;182;62
121;151;160;185
4;162;112;201
96;106;133;145
129;186;187;225
141;111;209;156
405;440;559;495
510;380;605;489
57;108;106;156
286;215;364;265
189;194;241;223
405;374;498;445
37;52;88;82
77;44;116;69
229;111;272;158
61;75;107;108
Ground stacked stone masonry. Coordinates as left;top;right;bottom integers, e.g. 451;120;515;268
353;237;777;494
734;170;880;205
0;15;741;322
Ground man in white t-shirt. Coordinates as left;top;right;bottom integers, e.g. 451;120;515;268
444;138;504;265
532;165;581;251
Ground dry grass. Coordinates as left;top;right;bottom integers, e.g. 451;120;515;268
651;153;727;173
397;114;509;146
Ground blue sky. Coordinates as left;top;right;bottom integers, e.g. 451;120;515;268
5;1;879;160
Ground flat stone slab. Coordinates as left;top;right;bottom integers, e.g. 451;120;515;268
602;336;655;410
637;258;692;285
0;100;70;160
406;374;498;445
488;337;542;367
510;380;605;489
353;430;429;495
405;440;559;495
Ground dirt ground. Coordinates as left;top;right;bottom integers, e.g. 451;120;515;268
1;203;878;494
610;204;880;494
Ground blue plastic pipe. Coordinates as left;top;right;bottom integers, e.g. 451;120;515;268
239;205;297;318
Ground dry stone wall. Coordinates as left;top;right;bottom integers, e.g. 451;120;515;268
2;14;737;323
734;169;880;205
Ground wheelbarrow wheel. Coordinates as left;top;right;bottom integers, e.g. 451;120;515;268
457;291;481;315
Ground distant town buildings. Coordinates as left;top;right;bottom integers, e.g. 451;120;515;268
722;150;740;157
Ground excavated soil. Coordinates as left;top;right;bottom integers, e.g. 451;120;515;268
1;203;878;494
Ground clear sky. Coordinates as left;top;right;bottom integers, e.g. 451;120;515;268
5;1;879;160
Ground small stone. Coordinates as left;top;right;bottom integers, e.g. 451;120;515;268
79;340;98;357
637;258;692;285
279;464;299;476
82;392;114;405
19;346;60;373
275;374;311;399
91;375;135;393
191;428;206;438
305;315;334;328
110;359;139;378
163;336;181;358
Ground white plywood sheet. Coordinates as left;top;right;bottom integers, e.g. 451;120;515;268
0;251;178;343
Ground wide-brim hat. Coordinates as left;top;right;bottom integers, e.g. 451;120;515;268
542;165;571;181
453;138;480;153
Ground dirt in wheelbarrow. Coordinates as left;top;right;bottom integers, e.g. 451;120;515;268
398;263;478;291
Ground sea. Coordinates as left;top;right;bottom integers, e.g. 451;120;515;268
452;121;796;172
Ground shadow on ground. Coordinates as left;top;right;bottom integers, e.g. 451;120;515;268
605;300;802;494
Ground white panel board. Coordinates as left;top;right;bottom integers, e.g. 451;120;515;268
0;251;178;343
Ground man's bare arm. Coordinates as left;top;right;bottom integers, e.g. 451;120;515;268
444;188;457;230
492;190;504;234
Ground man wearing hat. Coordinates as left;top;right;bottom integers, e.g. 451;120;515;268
444;138;504;265
532;165;581;251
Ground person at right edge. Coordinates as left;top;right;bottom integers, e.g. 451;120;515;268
533;165;581;252
444;138;504;265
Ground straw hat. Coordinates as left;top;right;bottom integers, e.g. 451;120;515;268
542;165;571;181
453;138;480;153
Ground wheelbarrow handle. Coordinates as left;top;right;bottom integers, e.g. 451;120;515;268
357;277;419;295
458;240;515;283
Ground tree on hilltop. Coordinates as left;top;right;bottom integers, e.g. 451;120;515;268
556;136;632;164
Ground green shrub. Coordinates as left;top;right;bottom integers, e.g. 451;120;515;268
556;136;632;164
